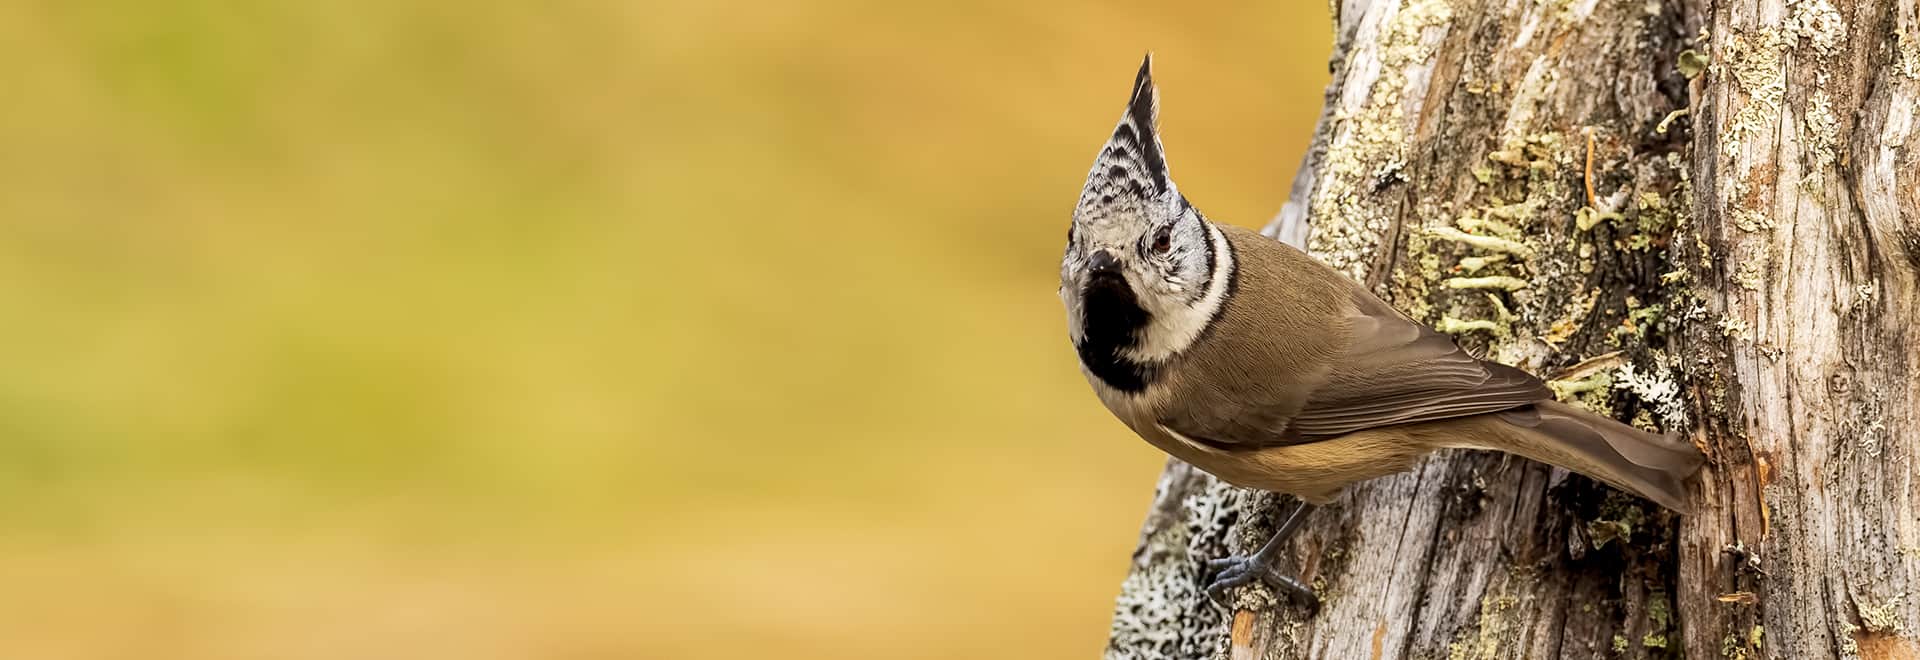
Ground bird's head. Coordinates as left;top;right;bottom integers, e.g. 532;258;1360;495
1061;55;1233;385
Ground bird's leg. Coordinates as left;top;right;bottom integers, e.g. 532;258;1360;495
1203;499;1317;608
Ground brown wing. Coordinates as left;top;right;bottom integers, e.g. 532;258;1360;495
1282;290;1551;441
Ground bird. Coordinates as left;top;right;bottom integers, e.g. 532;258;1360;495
1059;55;1704;607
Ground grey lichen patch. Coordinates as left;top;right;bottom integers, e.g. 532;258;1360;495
1786;0;1847;58
1614;362;1690;429
1727;175;1776;261
1106;472;1250;660
1720;29;1789;158
1899;27;1920;79
1307;0;1455;281
1838;390;1891;462
1801;90;1839;189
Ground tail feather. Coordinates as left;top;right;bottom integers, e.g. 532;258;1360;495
1485;401;1704;513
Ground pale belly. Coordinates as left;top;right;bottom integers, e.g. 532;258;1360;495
1089;376;1430;503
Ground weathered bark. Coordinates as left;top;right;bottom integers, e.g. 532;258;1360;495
1105;0;1920;658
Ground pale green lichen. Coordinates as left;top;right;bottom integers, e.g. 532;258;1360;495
1487;133;1562;173
1458;253;1509;273
1783;0;1846;196
1426;226;1537;259
1802;89;1839;189
1838;620;1860;657
1482;200;1538;222
1576;207;1626;232
1586;519;1635;549
1397;231;1442;322
1608;300;1666;345
1858;593;1907;633
1655;108;1691;134
1449;585;1524;660
1445;275;1530;291
1732;207;1774;232
1733;260;1765;291
1457;215;1523;236
1438;316;1505;335
1648;592;1671;631
1308;0;1455;280
1677;49;1709;78
1575;207;1598;231
1550;371;1613;401
1728;314;1758;339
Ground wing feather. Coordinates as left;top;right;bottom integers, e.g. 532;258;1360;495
1282;291;1550;440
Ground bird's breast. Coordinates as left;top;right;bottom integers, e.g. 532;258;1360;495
1075;275;1159;392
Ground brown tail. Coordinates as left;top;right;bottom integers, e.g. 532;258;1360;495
1472;401;1704;512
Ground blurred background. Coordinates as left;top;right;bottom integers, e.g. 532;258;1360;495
0;1;1328;658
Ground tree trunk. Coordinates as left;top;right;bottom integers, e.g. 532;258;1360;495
1104;0;1920;658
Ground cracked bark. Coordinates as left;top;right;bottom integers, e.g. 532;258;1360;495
1104;0;1920;658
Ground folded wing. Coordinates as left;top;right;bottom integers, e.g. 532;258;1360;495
1283;291;1551;441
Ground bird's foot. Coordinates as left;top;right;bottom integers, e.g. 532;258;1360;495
1203;554;1318;610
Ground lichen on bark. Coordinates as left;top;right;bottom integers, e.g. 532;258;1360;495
1107;0;1920;657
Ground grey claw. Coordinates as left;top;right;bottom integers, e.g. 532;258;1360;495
1200;554;1318;609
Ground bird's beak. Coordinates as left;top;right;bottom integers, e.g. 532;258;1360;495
1087;249;1122;279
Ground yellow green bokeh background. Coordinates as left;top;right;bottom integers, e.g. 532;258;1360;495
0;2;1327;657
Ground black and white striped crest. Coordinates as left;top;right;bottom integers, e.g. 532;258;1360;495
1076;54;1174;223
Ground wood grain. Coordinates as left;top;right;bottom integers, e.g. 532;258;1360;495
1106;0;1919;658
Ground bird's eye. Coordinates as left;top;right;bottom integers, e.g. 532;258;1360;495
1151;228;1172;255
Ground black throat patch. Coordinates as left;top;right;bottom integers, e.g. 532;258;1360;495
1075;275;1157;393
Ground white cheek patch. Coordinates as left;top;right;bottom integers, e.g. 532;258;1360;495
1123;222;1233;363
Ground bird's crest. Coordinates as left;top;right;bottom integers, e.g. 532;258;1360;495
1075;54;1175;225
